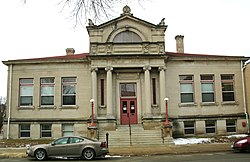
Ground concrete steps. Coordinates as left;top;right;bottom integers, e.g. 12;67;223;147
98;125;164;146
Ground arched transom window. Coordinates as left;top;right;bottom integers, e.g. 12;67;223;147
113;31;142;43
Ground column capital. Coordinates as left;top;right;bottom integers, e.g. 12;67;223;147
91;67;98;72
143;65;151;71
158;66;166;71
105;66;113;71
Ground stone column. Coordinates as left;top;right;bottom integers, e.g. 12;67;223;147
91;67;98;116
105;66;114;118
143;66;152;117
159;66;166;116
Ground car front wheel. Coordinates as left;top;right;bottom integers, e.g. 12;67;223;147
82;148;95;160
35;149;47;161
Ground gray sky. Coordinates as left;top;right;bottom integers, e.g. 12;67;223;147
1;0;250;97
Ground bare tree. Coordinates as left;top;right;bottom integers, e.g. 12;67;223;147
0;97;6;131
22;0;145;26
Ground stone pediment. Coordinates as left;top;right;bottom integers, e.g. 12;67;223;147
87;5;167;55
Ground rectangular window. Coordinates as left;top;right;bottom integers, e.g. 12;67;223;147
184;121;195;135
152;78;157;105
201;75;215;102
41;124;52;137
205;120;216;134
101;79;105;106
120;83;136;97
221;75;235;102
19;78;34;106
62;77;76;105
226;119;236;133
180;75;194;103
62;124;74;136
19;124;30;138
40;78;55;106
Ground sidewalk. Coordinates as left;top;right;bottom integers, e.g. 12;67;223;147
0;143;232;158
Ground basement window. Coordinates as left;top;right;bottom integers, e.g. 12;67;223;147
184;121;195;135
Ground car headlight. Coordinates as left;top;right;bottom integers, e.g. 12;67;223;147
236;139;248;144
26;144;31;149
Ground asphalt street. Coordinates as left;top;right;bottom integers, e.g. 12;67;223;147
0;152;250;162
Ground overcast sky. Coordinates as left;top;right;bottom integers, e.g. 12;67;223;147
0;0;250;97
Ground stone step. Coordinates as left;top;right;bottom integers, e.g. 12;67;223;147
98;125;165;146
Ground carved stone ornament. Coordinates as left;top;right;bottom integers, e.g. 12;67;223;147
105;66;113;71
88;19;94;26
122;5;132;15
143;66;151;71
158;18;165;26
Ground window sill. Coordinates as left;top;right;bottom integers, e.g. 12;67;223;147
200;102;219;106
38;106;57;109
18;106;35;110
221;101;239;105
179;103;198;107
59;105;79;109
99;105;106;109
152;104;159;109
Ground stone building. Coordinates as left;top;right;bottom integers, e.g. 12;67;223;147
2;6;250;142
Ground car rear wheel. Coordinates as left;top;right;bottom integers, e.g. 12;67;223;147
82;148;95;160
35;149;47;161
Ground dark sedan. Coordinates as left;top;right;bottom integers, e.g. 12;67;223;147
26;136;109;160
232;136;250;152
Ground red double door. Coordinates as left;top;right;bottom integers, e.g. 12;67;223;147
120;98;137;125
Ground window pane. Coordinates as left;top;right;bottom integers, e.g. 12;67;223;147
20;96;33;106
227;127;236;132
222;92;235;101
41;86;54;95
21;124;30;130
180;84;193;93
180;75;193;81
20;79;33;84
206;128;215;133
63;85;76;95
181;93;194;103
63;96;76;105
42;124;51;130
121;83;136;97
63;132;73;137
222;83;234;91
41;78;54;83
42;132;52;137
201;83;213;92
62;78;76;83
202;93;214;102
63;124;73;131
184;121;194;127
41;96;54;105
113;31;142;43
20;86;33;96
201;75;213;80
226;120;236;125
21;132;30;137
221;75;233;80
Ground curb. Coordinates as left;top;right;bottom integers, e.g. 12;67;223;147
0;143;232;158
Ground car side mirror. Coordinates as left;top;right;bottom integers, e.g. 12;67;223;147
51;142;55;146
